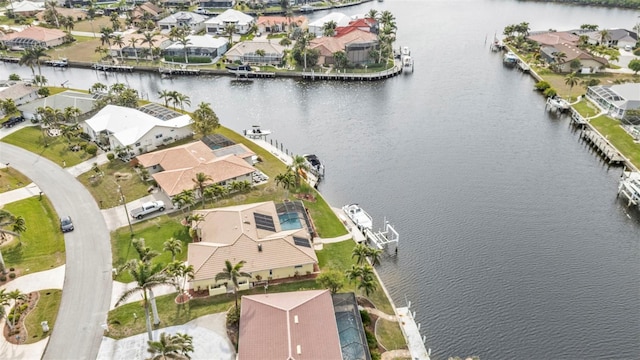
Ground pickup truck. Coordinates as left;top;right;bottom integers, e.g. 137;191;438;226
130;201;165;220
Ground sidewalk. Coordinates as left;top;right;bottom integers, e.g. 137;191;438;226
0;182;42;205
65;152;110;177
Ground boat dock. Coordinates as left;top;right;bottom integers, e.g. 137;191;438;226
159;67;200;76
517;60;530;72
618;171;640;206
580;130;624;165
92;63;134;72
363;220;399;254
570;108;588;127
0;56;19;63
396;305;431;360
302;65;402;81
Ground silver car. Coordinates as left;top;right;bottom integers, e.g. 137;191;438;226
60;216;74;232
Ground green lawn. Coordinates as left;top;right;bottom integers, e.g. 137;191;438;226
107;279;321;339
2;196;65;274
24;289;61;344
589;116;640;168
377;318;407;351
77;160;152;209
573;99;601;118
112;214;191;283
1;126;95;167
0;167;31;194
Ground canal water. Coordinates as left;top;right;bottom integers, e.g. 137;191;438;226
1;1;639;358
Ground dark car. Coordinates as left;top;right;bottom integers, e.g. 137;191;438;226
2;115;25;128
60;216;74;232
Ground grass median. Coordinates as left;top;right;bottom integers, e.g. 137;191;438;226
24;289;61;344
0;167;31;194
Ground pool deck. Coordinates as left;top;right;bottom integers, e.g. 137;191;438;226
396;307;431;360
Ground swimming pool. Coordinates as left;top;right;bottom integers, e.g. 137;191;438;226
336;311;368;360
278;212;302;230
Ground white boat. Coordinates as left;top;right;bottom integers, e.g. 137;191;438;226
303;154;325;179
342;204;373;231
546;96;570;111
226;64;254;77
503;52;518;65
243;125;271;138
401;46;410;56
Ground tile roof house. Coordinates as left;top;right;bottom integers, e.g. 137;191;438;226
539;42;607;73
335;17;378;36
527;31;580;46
131;2;164;26
82;104;193;154
188;201;318;294
134;140;256;197
204;9;255;35
0;80;38;109
224;40;285;65
310;29;378;66
163;35;228;61
0;26;67;49
158;11;208;33
10;1;44;16
308;12;351;37
238;290;344;360
256;15;308;34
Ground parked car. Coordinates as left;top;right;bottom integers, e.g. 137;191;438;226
2;115;25;128
60;216;74;232
130;201;165;220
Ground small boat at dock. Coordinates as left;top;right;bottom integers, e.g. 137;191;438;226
342;204;373;231
243;125;271;139
303;154;325;179
503;52;518;65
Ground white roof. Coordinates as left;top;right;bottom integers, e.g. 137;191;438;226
165;35;227;50
204;9;254;26
159;11;207;24
85;105;192;146
308;12;351;27
10;1;44;12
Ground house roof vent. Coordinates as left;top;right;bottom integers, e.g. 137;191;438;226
258;243;262;252
294;315;298;324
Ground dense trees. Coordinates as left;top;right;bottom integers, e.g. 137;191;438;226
191;102;220;137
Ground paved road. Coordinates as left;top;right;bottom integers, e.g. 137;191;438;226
0;143;112;360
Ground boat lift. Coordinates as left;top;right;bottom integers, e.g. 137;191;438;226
363;218;399;254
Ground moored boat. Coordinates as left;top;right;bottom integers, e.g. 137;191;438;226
303;154;325;179
244;125;271;138
342;204;373;231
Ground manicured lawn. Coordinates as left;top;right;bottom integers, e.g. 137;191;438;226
377;318;407;351
24;289;61;344
111;214;191;283
1;126;95;167
0;167;31;194
77;159;151;209
107;279;321;339
589;116;640;168
2;197;65;274
573;99;600;118
47;37;103;62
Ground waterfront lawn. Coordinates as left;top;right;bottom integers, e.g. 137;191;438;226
107;279;320;339
77;160;151;209
111;214;190;283
24;289;61;344
1;126;94;167
0;167;31;194
377;318;407;351
52;37;103;62
573;99;600;118
590;116;640;168
2;196;65;274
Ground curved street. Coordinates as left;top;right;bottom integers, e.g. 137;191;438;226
0;143;112;360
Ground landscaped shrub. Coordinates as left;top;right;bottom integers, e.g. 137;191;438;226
86;144;98;156
365;328;377;349
9;267;15;271
226;306;240;326
163;55;212;64
9;273;16;279
370;349;381;360
543;87;557;98
534;81;551;92
106;153;115;161
360;310;371;326
0;275;6;282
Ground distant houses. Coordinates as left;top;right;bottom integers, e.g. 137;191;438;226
0;26;68;49
204;9;255;35
163;35;228;61
526;30;612;73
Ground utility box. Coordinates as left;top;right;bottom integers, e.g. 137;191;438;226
41;321;49;332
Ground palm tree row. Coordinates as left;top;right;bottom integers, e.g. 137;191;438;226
0;288;28;333
18;46;49;86
157;89;191;110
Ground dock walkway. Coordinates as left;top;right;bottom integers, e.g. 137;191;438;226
580;130;625;165
396;307;431;360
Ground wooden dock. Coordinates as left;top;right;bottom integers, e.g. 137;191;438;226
570;108;588;127
581;130;624;165
92;63;134;72
302;65;402;81
159;67;200;76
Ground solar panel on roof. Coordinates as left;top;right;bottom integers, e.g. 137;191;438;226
137;103;183;121
293;236;311;248
254;212;276;232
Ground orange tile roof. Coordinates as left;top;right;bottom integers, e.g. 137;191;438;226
136;140;216;170
238;290;343;360
2;26;66;42
527;31;579;46
256;15;307;27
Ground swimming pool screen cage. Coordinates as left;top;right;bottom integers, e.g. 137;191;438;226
332;293;372;360
275;200;315;238
201;133;235;149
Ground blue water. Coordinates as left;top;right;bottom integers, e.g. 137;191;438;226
278;212;302;230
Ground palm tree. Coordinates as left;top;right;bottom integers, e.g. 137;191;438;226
7;289;27;330
116;260;175;341
322;20;337;37
147;332;194;360
564;72;580;99
279;37;292;48
192;172;212;208
0;210;26;273
367;247;382;267
215;260;251;310
352;243;369;265
191;102;220;137
63;106;81;124
100;27;114;47
158;89;172;107
366;9;379;20
599;29;610;46
345;265;363;292
132;237;159;264
289;155;309;188
166;261;194;300
358;272;377;297
173;189;195;213
163;237;183;262
141;32;156;60
224;24;236;47
128;37;139;63
177;32;192;64
275;170;295;190
19;47;49;86
176;93;191;111
112;34;125;62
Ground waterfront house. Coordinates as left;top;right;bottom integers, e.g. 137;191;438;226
224;40;285;65
0;26;67;49
583;28;637;49
133;140;256;197
163;35;228;61
308;12;351;37
527;31;579;46
109;33;172;60
587;83;640;123
35;7;86;22
82;104;192;154
539;43;607;73
204;9;254;35
256;15;308;34
131;2;164;26
187;201;317;295
0;81;39;111
17;90;96;121
158;11;208;33
238;290;370;360
310;28;378;66
336;17;378;35
10;1;44;16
